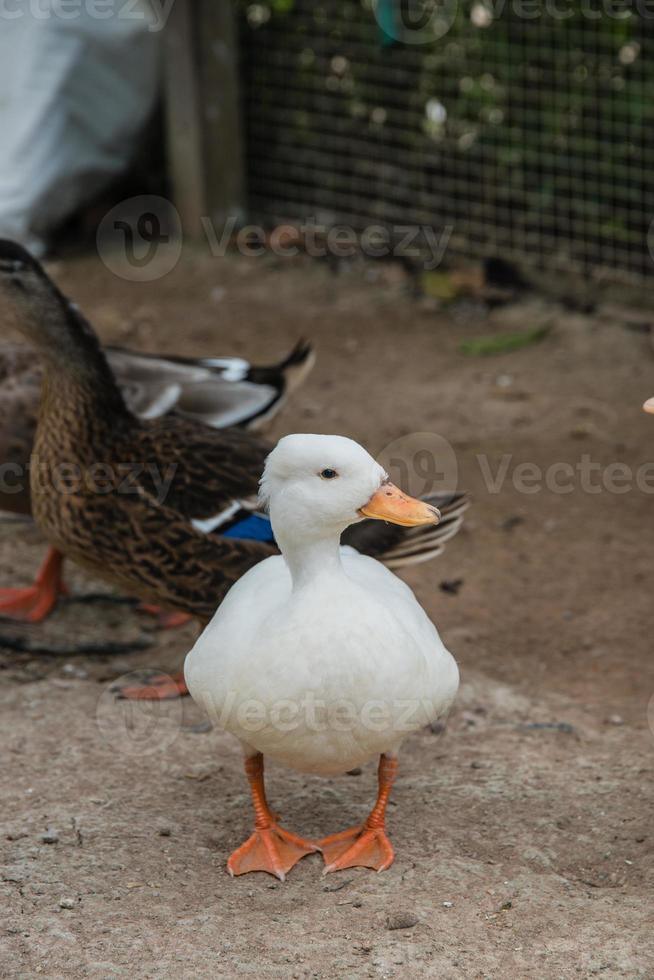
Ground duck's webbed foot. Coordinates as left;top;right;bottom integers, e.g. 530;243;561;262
228;753;320;881
0;548;66;623
137;604;193;629
321;754;398;874
113;670;189;700
321;824;394;873
228;823;320;881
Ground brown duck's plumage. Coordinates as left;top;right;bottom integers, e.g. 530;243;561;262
0;345;41;515
0;239;466;624
0;336;314;518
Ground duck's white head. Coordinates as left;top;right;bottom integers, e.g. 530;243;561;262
260;433;440;541
644;398;654;414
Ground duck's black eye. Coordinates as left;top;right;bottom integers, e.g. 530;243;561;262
319;468;338;480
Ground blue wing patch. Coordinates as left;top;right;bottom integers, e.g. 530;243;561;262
222;513;275;543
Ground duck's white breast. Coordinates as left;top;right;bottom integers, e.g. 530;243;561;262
185;550;458;775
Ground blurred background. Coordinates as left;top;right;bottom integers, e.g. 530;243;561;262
2;1;652;289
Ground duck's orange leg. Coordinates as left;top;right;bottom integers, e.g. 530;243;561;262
0;548;66;622
137;604;193;630
227;753;320;881
321;754;398;874
114;670;189;700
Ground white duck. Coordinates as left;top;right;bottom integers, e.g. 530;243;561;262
185;434;460;880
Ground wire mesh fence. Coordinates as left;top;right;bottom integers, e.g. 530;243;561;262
239;1;654;283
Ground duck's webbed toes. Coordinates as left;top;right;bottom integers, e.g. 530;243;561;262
321;825;395;874
227;824;320;881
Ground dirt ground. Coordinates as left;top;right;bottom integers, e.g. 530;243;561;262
1;248;653;979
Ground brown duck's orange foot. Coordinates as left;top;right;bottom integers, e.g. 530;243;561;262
0;548;67;623
137;604;193;629
114;671;189;700
228;823;320;881
321;825;395;874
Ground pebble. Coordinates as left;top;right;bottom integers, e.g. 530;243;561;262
386;912;419;930
59;898;75;910
443;901;454;908
323;877;353;893
183;720;213;735
606;714;624;726
40;829;59;844
157;827;172;837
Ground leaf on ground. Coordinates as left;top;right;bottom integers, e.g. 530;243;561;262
460;323;552;356
420;271;458;301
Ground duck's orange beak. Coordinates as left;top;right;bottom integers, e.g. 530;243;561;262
643;398;654;414
359;481;440;527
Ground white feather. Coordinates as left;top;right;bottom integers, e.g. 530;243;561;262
185;435;459;776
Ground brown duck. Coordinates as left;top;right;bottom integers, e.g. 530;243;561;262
0;332;313;623
0;240;467;698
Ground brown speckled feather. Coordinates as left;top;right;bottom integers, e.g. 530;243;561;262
0;345;40;514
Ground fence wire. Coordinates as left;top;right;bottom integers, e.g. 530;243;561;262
239;1;654;283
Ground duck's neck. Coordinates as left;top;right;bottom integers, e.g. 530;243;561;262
273;526;344;591
7;275;129;419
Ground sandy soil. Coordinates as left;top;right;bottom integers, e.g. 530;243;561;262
1;249;653;978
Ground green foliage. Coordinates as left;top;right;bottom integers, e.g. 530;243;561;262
460;325;552;356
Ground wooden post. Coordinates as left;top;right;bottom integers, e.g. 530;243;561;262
163;0;245;239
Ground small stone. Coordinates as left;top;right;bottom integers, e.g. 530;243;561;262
501;515;524;532
429;720;446;735
40;829;59;844
157;827;172;837
346;767;362;776
606;714;624;726
442;901;454;908
386;912;419;930
183;720;213;735
59;898;75;910
323;877;353;893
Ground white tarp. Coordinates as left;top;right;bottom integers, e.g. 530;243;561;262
0;3;161;254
